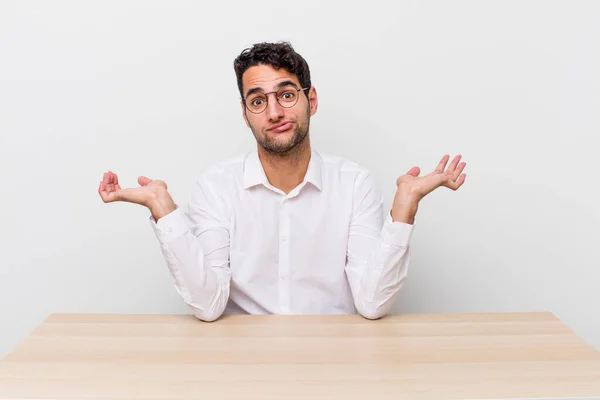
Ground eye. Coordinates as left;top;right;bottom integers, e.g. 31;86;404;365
280;91;296;101
250;98;264;107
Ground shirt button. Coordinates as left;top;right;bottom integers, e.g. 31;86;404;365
282;236;287;242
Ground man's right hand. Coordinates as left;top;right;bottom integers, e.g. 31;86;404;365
98;171;177;221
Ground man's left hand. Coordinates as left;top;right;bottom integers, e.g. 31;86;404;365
391;154;467;224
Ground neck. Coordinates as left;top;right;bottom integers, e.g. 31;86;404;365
258;136;312;194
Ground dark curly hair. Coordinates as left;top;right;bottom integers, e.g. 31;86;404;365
233;41;312;100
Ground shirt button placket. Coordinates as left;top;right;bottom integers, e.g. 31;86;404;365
279;197;291;313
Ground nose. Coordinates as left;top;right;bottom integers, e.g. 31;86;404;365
265;93;284;121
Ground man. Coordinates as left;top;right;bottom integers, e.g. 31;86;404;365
98;42;467;321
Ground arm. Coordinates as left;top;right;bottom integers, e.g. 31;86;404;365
149;178;231;322
344;172;414;320
345;153;468;319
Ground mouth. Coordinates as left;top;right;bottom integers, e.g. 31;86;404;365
268;121;293;133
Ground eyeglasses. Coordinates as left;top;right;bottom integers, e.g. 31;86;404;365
242;86;310;114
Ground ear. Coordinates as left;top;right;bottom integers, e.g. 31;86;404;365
308;86;318;116
241;101;250;128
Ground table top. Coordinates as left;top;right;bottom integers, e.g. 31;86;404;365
1;312;599;399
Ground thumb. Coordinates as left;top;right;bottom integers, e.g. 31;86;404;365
406;166;420;177
138;176;153;186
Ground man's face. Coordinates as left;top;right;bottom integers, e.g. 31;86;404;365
241;65;318;154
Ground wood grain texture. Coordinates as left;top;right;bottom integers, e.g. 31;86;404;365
1;312;599;399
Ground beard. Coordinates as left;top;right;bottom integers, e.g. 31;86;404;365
248;108;310;156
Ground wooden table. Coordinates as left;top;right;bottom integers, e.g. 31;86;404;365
1;312;599;399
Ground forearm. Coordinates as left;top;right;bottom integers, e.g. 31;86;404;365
347;173;416;320
391;200;418;225
151;206;231;322
160;230;231;322
350;225;412;319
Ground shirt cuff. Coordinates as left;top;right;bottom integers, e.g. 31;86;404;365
381;213;414;248
149;205;189;243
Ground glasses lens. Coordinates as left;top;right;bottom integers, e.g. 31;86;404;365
245;87;302;113
277;87;299;108
246;94;267;113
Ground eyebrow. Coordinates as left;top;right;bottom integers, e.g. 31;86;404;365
245;80;300;98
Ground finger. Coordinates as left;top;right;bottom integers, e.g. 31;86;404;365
445;155;462;174
138;176;152;186
451;173;466;190
99;182;110;202
451;162;466;181
406;166;420;177
112;171;118;185
434;155;450;173
103;172;108;184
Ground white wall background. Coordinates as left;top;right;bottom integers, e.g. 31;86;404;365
1;0;599;358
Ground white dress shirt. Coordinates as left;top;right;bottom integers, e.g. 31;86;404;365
150;149;414;321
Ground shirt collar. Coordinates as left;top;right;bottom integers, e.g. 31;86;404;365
243;149;323;191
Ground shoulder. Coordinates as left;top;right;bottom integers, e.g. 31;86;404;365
186;152;249;212
193;153;247;189
316;150;375;187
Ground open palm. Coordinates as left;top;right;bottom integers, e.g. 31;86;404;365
396;155;467;203
98;171;167;206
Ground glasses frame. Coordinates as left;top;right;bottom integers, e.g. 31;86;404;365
242;86;310;114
